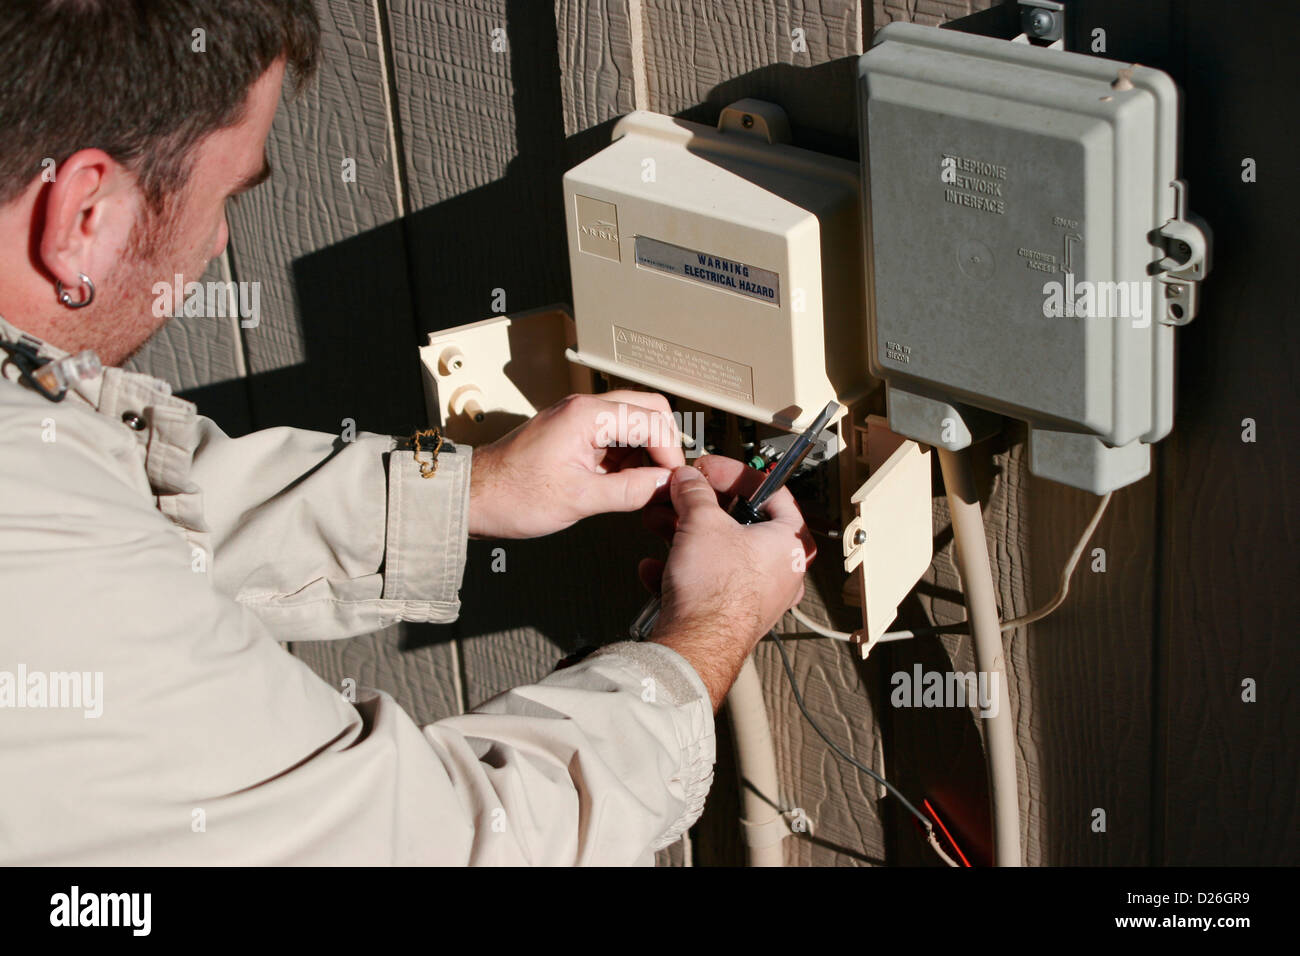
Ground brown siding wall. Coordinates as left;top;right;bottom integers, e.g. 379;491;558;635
133;0;1294;866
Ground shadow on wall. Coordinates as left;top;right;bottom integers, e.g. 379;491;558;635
182;55;862;439
168;4;1013;862
171;24;912;866
168;4;989;857
676;58;862;159
171;21;875;648
182;0;576;438
404;512;663;660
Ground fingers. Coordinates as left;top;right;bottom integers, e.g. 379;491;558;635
748;477;815;567
668;464;725;522
696;453;801;524
637;557;665;594
796;526;817;569
583;392;686;470
598;389;672;416
642;501;677;541
754;481;802;528
581;465;673;515
696;454;767;499
694;455;814;573
595;443;641;475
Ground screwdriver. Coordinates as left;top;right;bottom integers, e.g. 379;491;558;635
629;400;841;641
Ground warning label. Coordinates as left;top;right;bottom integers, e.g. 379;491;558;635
612;326;754;402
634;236;780;306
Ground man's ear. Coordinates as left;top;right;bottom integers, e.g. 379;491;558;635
38;149;140;291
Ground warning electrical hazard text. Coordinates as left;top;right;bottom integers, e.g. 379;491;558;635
634;236;780;306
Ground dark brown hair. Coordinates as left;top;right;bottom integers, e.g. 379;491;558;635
0;0;320;211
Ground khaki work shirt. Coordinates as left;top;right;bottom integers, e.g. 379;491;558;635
0;315;714;865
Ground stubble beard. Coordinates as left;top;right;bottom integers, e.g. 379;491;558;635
96;198;203;367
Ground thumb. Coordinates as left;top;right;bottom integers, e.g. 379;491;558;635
669;465;723;522
582;465;673;514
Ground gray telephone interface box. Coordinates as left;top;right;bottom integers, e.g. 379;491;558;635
859;23;1209;493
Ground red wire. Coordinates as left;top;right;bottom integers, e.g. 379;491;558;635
923;798;972;867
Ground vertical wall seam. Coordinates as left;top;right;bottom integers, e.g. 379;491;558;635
216;247;248;380
628;0;649;110
1151;448;1169;865
1148;0;1190;867
453;621;471;716
221;241;260;429
451;640;468;715
373;0;410;219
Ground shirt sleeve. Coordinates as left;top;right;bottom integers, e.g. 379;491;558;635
0;395;716;865
186;416;473;642
433;641;716;863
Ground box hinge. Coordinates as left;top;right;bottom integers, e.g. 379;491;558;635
1153;179;1212;326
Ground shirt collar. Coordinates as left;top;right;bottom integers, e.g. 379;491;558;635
0;313;176;411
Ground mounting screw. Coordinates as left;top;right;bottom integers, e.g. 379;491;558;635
741;113;754;129
1027;9;1054;36
1168;284;1185;296
1019;1;1062;42
852;529;867;546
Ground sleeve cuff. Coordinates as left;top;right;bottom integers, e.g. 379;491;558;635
380;441;473;622
588;641;716;849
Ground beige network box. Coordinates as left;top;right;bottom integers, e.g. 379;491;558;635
562;103;871;434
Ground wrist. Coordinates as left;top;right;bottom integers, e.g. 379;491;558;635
467;444;496;538
650;617;762;712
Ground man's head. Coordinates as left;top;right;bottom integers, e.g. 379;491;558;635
0;1;320;365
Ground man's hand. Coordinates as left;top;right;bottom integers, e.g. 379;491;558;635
467;391;685;539
641;456;816;710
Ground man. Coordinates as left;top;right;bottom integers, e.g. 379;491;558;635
0;1;813;864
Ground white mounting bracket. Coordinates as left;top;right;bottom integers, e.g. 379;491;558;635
717;98;792;145
418;306;591;445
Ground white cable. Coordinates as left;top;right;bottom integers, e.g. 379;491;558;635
788;605;853;641
936;446;1021;867
876;488;1114;642
927;829;961;867
999;490;1112;632
781;475;1114;870
727;657;785;867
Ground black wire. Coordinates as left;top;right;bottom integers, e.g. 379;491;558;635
766;629;933;834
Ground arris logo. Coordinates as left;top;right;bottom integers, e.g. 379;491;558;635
580;219;618;243
574;194;620;262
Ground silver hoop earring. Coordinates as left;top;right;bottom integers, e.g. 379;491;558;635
56;273;95;309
